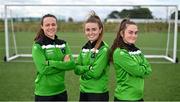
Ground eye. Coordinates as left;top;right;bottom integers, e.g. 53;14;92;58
45;24;50;27
135;31;138;35
128;30;138;35
51;23;56;26
92;28;97;31
128;31;134;34
85;28;90;32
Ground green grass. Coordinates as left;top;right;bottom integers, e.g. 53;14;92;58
6;31;174;55
0;30;180;101
0;63;35;101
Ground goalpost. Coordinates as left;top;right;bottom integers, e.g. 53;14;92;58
4;4;178;63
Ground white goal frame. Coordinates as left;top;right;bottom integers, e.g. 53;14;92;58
4;4;178;63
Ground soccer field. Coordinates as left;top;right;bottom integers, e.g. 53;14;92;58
0;31;180;101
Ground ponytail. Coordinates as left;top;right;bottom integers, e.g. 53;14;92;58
109;18;136;62
85;11;103;50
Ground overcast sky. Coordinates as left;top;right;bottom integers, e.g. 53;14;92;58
0;0;179;21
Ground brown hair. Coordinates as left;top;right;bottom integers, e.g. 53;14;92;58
109;18;137;62
84;11;103;50
34;14;57;41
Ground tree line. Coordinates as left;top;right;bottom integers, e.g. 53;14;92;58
106;7;180;20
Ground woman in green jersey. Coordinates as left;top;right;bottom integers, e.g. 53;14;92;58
109;19;152;101
74;11;109;101
32;14;75;101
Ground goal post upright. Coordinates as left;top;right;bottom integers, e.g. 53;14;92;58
10;10;18;55
173;5;178;63
4;5;10;61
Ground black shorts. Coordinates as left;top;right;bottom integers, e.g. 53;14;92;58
35;91;67;101
80;91;109;101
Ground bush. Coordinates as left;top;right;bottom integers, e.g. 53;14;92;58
0;21;179;33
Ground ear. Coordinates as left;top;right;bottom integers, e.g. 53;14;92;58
99;28;102;34
41;25;43;29
120;31;124;37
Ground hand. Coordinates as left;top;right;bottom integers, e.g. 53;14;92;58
45;61;49;65
64;55;70;62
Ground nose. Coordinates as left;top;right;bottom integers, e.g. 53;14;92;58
49;25;54;29
132;33;136;36
132;32;138;36
88;30;93;35
131;34;136;39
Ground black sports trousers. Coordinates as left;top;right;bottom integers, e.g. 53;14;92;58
35;91;67;101
79;91;109;101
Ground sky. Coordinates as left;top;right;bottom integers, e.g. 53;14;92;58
0;0;179;21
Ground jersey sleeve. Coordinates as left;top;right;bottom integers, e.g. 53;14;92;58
48;43;75;70
113;48;150;77
140;53;152;77
82;47;109;79
74;52;89;75
32;43;60;75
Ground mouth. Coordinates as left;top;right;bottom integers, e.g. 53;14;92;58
48;30;55;34
89;36;94;38
88;34;95;38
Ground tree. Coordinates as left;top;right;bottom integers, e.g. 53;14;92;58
107;10;120;19
107;7;154;19
170;11;180;19
68;17;74;22
119;8;153;19
119;9;131;18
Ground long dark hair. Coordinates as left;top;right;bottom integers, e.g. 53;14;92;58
84;11;103;50
34;14;57;41
109;18;137;62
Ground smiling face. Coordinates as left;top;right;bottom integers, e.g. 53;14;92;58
41;17;57;39
84;22;102;42
121;24;138;44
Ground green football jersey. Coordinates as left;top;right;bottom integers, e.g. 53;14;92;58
32;35;75;96
74;41;109;93
113;48;152;100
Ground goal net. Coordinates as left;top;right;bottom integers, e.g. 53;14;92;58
4;4;178;63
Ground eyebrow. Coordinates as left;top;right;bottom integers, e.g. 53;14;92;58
128;30;138;32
